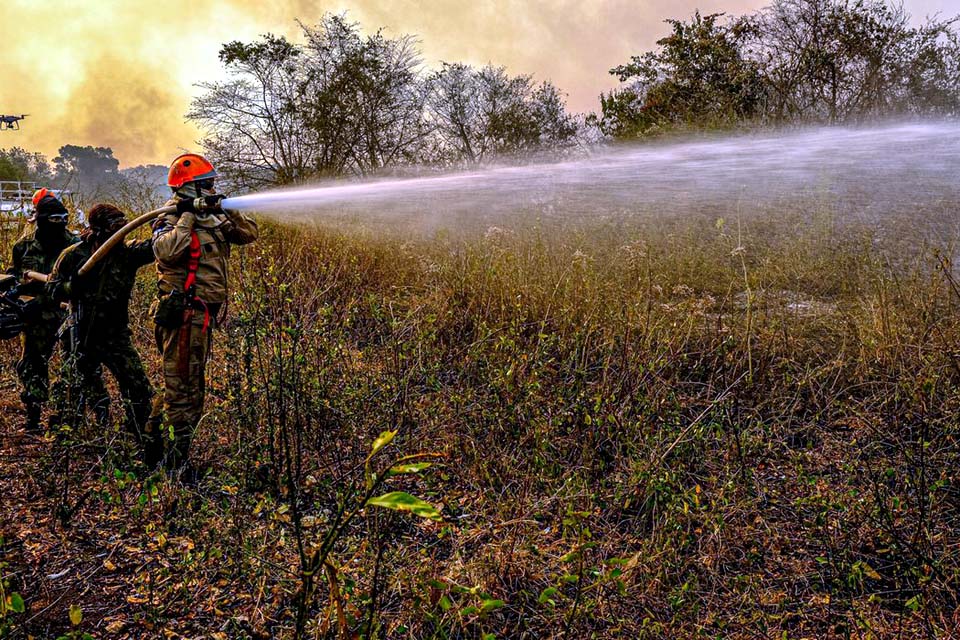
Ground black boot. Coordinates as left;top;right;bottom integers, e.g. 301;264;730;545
23;402;42;432
140;417;165;471
164;423;192;473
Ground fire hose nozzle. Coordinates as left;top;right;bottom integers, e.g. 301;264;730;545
193;195;226;213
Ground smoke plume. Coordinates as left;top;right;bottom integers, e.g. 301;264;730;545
2;0;949;166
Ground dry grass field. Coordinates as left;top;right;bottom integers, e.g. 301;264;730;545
1;196;960;638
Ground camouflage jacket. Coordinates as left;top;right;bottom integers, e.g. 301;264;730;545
9;228;79;307
152;198;258;305
48;238;155;333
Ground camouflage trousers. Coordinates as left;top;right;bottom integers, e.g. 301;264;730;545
148;311;214;469
54;328;153;456
16;311;66;406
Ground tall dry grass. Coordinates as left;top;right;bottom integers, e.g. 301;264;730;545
2;200;960;638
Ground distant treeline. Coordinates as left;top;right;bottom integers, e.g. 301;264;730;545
193;2;960;188
593;0;960;137
5;0;959;193
0;145;168;210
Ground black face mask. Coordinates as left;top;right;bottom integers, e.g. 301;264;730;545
36;218;68;250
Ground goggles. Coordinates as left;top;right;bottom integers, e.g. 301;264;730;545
43;213;68;224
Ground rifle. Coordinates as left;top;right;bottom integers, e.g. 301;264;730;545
17;270;78;351
0;274;27;340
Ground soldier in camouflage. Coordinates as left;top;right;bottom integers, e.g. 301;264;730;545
8;189;80;431
47;204;157;464
148;153;258;473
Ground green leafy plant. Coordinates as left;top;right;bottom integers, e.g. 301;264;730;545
294;430;443;637
55;604;93;640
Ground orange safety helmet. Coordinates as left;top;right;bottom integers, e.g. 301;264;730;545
31;187;54;207
167;153;218;189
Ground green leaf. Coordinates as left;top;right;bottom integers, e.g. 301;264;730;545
460;605;480;616
438;595;452;611
369;431;397;458
9;592;24;613
481;599;505;613
905;595;922;612
69;603;83;626
482;634;497;640
538;587;558;604
367;492;441;521
388;462;433;476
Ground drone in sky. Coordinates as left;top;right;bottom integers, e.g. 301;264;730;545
0;114;28;130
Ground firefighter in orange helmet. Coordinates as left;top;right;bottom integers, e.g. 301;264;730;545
146;154;258;474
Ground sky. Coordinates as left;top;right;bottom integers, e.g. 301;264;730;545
1;0;958;167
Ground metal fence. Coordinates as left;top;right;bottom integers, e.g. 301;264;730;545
0;180;36;217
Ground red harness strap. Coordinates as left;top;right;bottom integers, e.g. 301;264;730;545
177;231;210;377
184;230;201;293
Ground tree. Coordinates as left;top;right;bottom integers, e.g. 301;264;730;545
0;147;53;184
761;0;960;121
595;12;766;138
901;18;960;115
298;14;431;176
53;145;122;195
428;63;579;163
190;14;431;188
598;1;960;138
189;33;315;190
189;14;580;185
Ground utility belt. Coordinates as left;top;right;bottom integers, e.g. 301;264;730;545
152;289;201;328
153;289;223;327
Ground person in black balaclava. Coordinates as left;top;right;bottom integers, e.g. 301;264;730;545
8;189;80;431
47;203;155;465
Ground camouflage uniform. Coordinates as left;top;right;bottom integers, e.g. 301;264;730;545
47;238;155;456
149;201;258;468
9;228;79;412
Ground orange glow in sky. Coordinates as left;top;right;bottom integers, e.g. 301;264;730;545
1;0;956;166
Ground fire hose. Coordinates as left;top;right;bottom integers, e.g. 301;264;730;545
8;197;238;338
18;207;173;286
77;197;226;276
19;197;231;285
76;205;174;277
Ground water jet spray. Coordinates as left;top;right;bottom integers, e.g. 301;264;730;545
75;120;960;274
205;121;960;237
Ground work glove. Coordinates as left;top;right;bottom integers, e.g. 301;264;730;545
201;194;226;210
176;198;199;216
